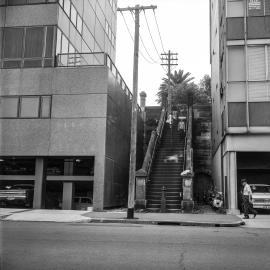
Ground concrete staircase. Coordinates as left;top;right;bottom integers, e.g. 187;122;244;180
146;122;185;212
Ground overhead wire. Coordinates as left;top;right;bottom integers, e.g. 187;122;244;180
129;10;160;64
119;11;158;64
153;9;166;54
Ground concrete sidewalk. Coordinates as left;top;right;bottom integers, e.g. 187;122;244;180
0;208;244;227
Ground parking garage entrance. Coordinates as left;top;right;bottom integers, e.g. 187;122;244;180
237;152;270;209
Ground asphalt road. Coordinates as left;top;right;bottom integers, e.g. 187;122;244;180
1;221;270;270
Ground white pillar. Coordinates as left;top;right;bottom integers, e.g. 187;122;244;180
227;152;240;215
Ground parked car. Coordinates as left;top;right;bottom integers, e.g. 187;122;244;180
250;184;270;210
0;184;34;208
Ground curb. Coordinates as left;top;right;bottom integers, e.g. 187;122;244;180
87;218;245;227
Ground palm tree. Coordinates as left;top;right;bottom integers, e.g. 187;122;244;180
156;69;194;106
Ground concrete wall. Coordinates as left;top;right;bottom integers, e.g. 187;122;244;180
3;4;58;27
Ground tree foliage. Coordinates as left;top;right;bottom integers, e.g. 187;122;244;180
156;69;211;107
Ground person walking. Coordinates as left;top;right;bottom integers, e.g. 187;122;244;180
241;179;257;219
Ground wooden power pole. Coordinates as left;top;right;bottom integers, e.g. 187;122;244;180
118;5;157;219
161;51;178;115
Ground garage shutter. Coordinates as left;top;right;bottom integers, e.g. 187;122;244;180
248;46;266;80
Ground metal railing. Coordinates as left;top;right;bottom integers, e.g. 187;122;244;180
137;107;167;177
56;52;142;113
183;106;193;172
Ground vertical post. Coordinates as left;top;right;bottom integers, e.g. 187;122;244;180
33;158;46;209
127;6;140;219
62;182;74;210
167;50;172;116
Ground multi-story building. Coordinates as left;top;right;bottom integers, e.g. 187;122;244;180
0;0;143;211
210;0;270;213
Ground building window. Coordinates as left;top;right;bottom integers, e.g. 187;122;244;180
228;102;247;127
247;0;270;16
47;157;94;176
227;0;244;17
0;97;19;118
0;95;52;118
0;158;36;175
5;0;57;5
20;96;40;118
228;46;245;81
226;17;245;40
249;102;270;126
248;46;266;81
1;26;55;68
247;16;270;39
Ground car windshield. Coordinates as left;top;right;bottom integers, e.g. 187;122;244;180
251;186;270;193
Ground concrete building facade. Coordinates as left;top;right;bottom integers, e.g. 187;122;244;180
0;0;142;210
210;0;270;213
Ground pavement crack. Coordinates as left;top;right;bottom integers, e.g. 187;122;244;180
179;249;186;270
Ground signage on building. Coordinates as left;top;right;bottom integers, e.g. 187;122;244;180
248;0;264;15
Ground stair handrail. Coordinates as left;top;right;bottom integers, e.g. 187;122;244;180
137;107;167;178
183;106;193;172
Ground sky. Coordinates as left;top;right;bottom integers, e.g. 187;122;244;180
115;0;210;106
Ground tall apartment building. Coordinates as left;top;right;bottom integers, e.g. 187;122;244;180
210;0;270;213
0;0;142;211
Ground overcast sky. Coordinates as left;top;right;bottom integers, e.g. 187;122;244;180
115;0;210;106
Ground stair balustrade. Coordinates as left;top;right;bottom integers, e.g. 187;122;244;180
135;108;167;209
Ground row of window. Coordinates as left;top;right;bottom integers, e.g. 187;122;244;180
0;0;56;5
0;26;54;68
0;157;94;176
0;95;51;118
228;45;270;81
58;0;83;34
227;16;270;40
228;102;270;127
105;20;116;47
227;0;270;17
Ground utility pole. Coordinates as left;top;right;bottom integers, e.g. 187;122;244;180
161;51;178;116
117;5;157;219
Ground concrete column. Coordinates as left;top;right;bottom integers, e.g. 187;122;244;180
62;182;74;210
227;152;240;215
33;158;46;209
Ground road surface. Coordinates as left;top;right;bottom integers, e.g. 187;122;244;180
1;221;270;270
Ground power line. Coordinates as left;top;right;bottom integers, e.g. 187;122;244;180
143;10;161;60
120;11;158;64
129;10;160;64
153;10;166;54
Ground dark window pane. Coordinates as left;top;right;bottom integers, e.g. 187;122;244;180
3;28;24;58
0;0;5;6
228;102;246;127
249;102;270;126
23;59;42;67
47;158;64;175
0;97;18;118
7;0;27;5
3;60;22;68
73;158;94;176
20;97;40;118
24;27;44;58
0;158;35;175
227;18;244;40
45;26;54;57
247;16;270;39
247;0;264;16
40;96;51;118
